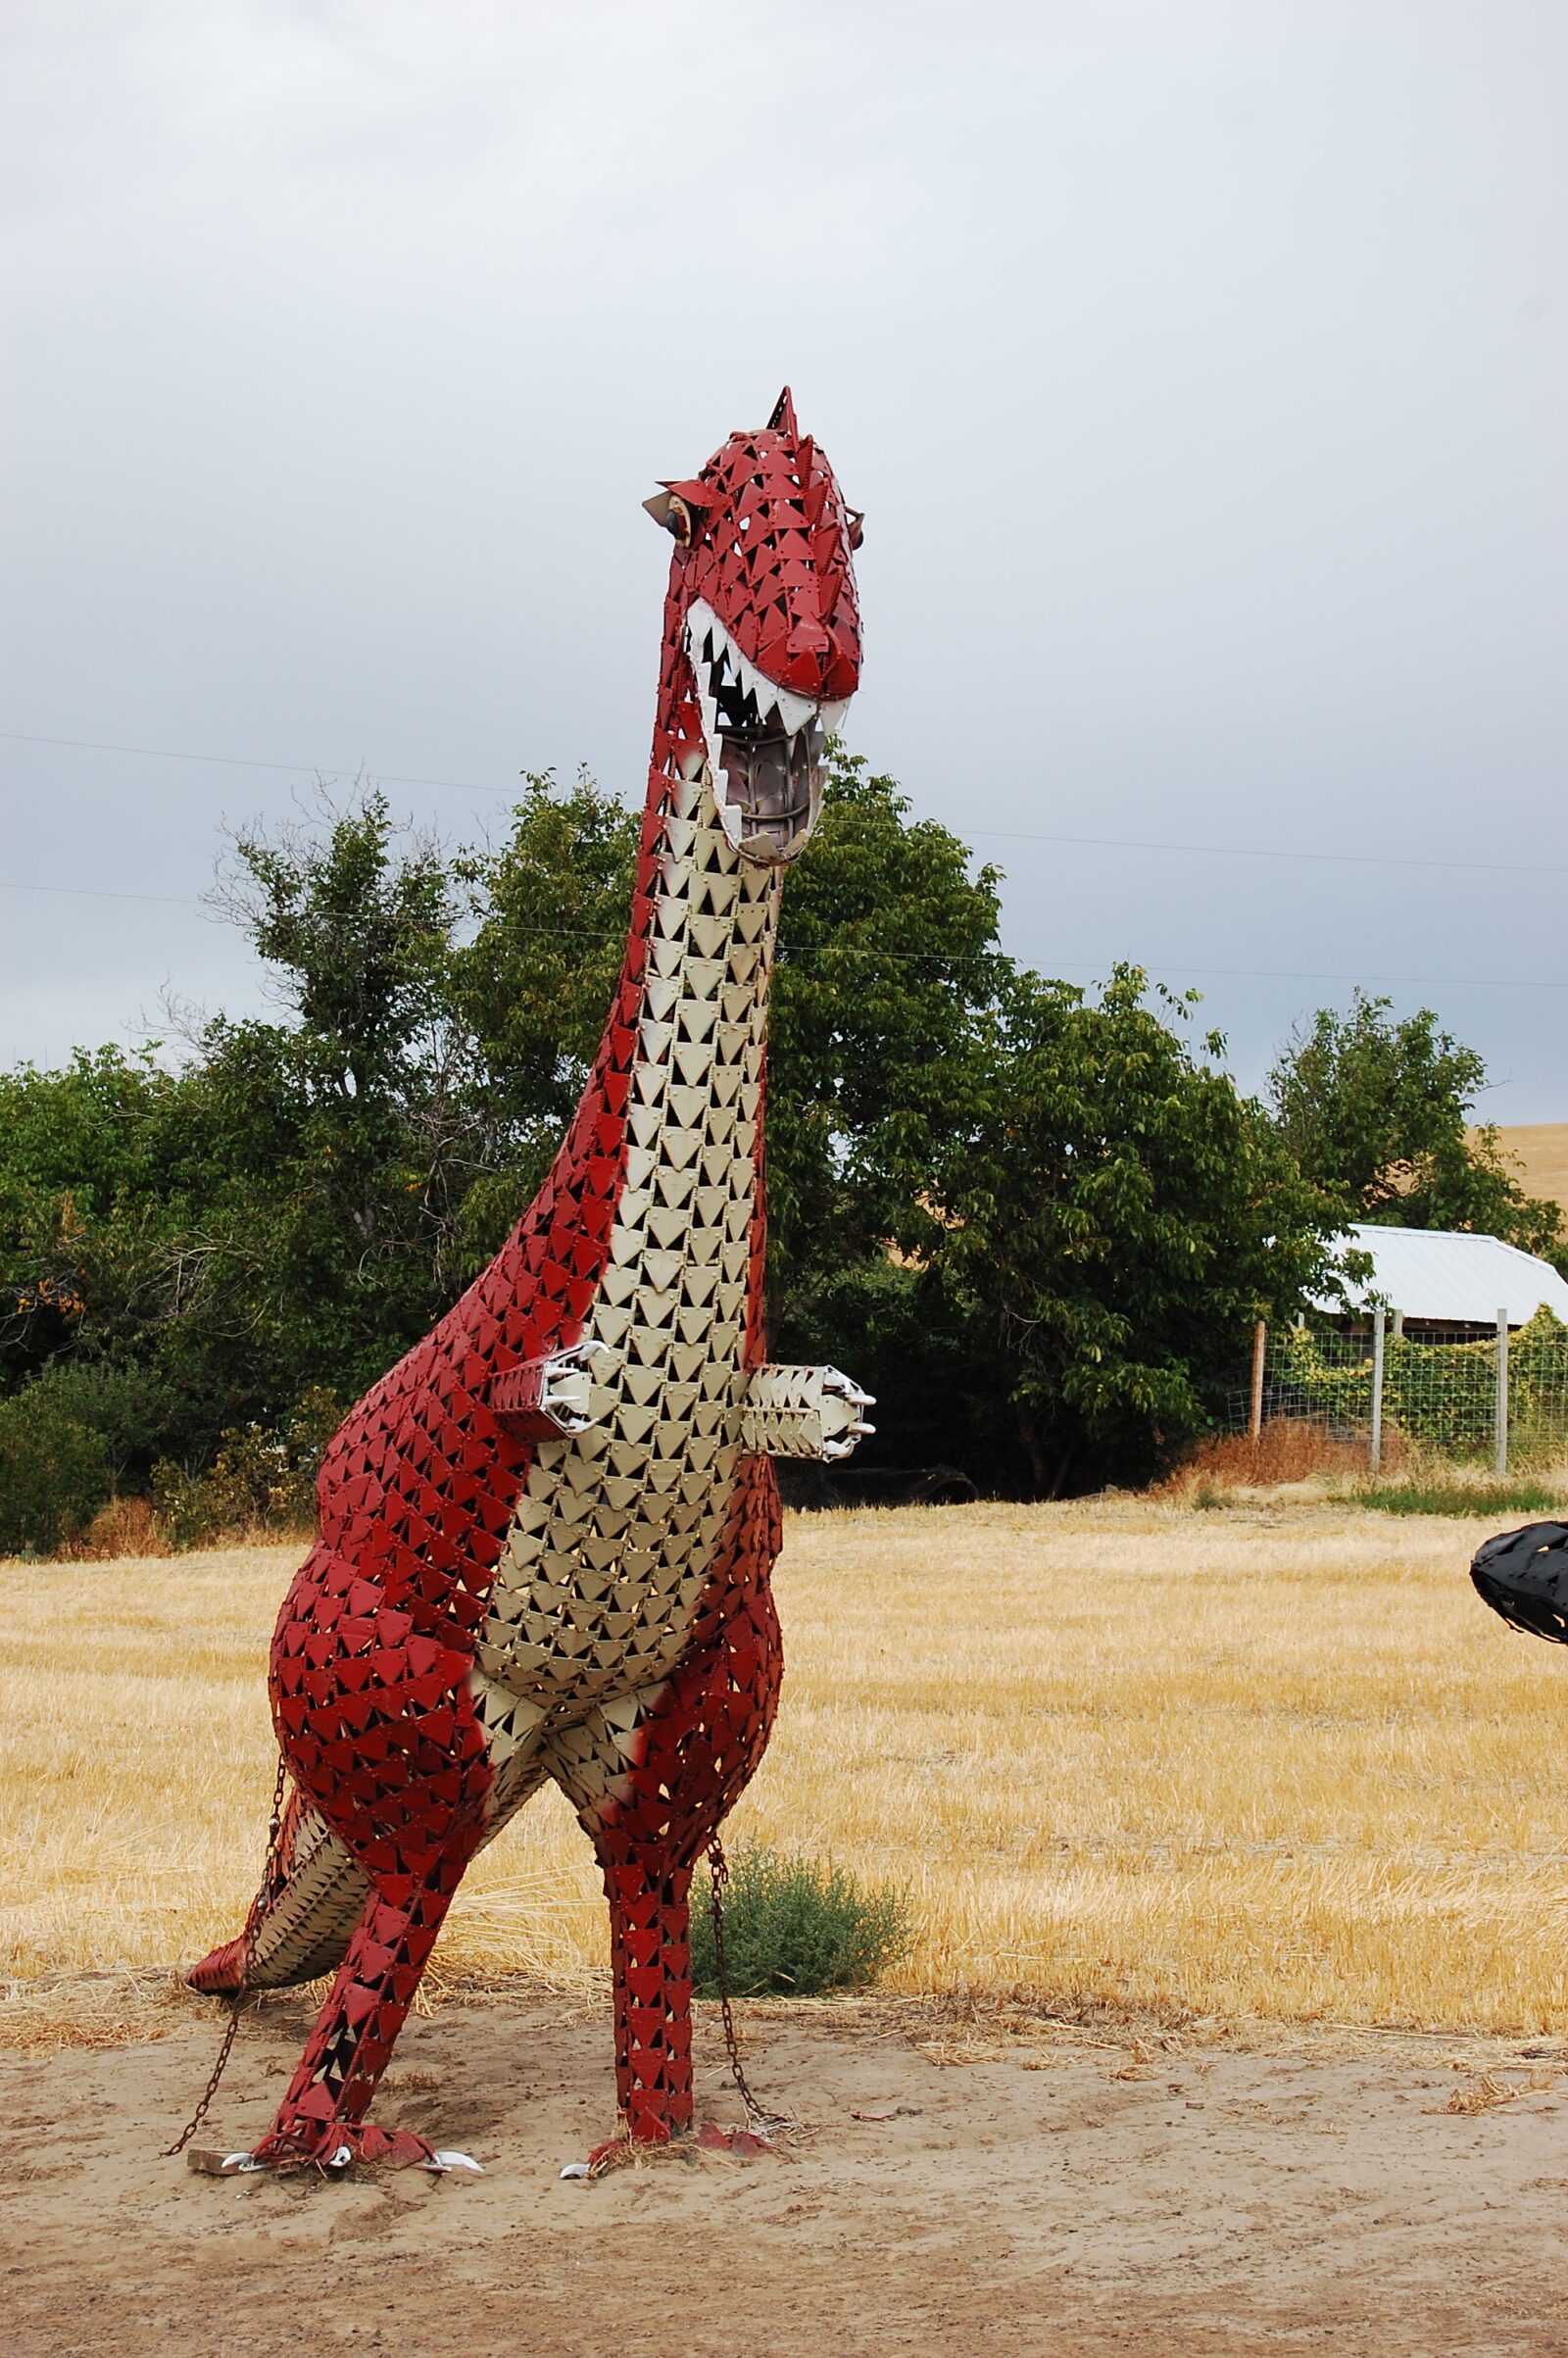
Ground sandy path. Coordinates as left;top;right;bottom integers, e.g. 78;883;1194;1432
5;1993;1568;2355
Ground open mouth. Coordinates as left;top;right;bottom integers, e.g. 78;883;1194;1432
685;599;849;861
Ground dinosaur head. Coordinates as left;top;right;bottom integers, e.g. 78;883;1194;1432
646;387;862;864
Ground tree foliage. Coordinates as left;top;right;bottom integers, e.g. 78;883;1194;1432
0;1386;108;1555
767;753;1009;1320
919;967;1341;1493
451;768;642;1258
1269;992;1565;1266
0;757;1388;1513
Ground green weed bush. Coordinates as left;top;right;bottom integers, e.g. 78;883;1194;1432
689;1844;912;1998
1272;1306;1568;1465
152;1385;341;1547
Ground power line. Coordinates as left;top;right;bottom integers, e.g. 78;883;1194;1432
0;728;484;796
7;879;197;909
4;727;1561;880
2;877;1560;992
961;824;1567;880
1104;962;1564;993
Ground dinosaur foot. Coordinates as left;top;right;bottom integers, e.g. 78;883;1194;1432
561;2122;769;2181
190;2121;481;2176
184;1937;250;1994
561;2128;671;2181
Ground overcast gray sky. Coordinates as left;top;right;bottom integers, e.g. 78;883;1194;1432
3;0;1563;1118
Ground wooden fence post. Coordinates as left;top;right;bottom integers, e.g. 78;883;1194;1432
1250;1319;1266;1445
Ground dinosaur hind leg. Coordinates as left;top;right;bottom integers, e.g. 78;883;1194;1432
187;1791;368;1995
545;1497;783;2141
251;1846;472;2168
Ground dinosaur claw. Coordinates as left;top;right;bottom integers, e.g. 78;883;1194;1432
244;2119;441;2173
195;2133;468;2177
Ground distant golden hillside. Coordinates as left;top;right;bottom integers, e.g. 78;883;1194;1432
1472;1124;1568;1221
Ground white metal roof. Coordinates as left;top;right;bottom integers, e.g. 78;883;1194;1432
1308;1223;1568;1326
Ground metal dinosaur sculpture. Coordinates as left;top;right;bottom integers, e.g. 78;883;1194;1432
186;388;872;2170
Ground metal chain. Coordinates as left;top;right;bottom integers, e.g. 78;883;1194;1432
706;1836;793;2133
163;1999;246;2158
251;1751;292;1921
164;1753;289;2159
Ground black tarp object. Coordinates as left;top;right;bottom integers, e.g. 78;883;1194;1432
1470;1522;1568;1643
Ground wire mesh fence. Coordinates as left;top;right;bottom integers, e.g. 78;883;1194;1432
1225;1305;1568;1472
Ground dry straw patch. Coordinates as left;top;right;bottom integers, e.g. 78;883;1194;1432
3;1501;1567;2047
1152;1416;1397;1494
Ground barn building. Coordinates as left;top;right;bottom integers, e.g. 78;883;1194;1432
1308;1223;1568;1345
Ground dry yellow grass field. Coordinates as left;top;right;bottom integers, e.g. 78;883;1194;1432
4;1500;1568;2044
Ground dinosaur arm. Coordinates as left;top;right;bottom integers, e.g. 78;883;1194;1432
491;1345;872;1461
491;1342;618;1439
740;1364;874;1461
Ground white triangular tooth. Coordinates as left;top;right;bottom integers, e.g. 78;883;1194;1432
818;699;852;733
769;682;815;735
685;600;719;667
695;677;721;758
716;798;746;850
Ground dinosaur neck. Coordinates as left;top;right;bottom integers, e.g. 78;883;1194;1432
450;612;782;1386
594;759;779;1369
472;757;783;1728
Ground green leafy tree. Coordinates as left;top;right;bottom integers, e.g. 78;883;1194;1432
1;797;494;1462
165;791;491;1418
0;764;1349;1513
0;1389;109;1554
930;966;1341;1494
452;769;643;1259
0;1048;192;1387
1269;992;1565;1265
27;1362;177;1491
767;749;1010;1345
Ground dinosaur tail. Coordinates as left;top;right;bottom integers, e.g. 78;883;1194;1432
186;1790;369;1994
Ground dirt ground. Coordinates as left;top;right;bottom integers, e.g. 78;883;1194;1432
6;1991;1568;2357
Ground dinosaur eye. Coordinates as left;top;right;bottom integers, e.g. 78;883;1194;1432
846;508;865;550
641;489;695;546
